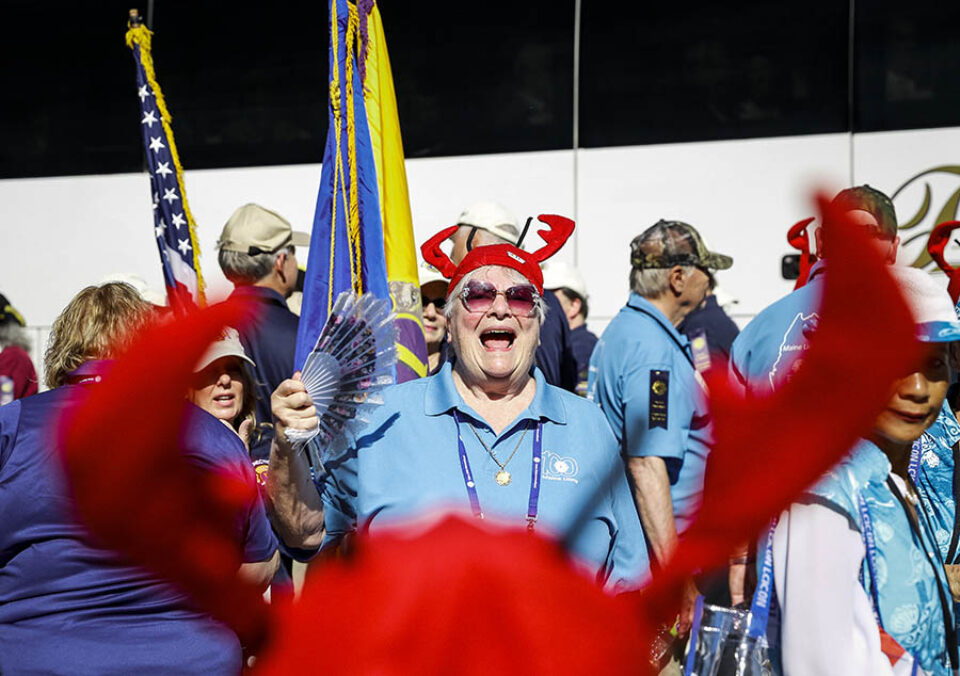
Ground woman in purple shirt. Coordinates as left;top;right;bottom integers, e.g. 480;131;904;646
0;283;278;675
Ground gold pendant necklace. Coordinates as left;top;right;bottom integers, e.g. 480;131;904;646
468;421;529;487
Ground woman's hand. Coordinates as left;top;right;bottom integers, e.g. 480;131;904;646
271;372;318;449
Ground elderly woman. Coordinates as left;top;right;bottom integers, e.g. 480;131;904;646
269;217;649;591
765;268;959;675
0;283;278;675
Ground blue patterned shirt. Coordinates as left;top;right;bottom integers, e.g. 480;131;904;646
807;440;954;675
914;400;960;564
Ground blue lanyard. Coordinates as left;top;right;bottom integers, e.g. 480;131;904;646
453;411;543;531
908;438;921;482
856;492;885;628
747;518;778;639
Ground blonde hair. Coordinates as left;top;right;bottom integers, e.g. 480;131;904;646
45;283;155;388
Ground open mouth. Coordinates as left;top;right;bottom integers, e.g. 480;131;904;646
213;394;236;405
479;328;516;352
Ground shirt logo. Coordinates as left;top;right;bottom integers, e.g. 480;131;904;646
543;450;579;483
769;312;819;389
252;458;269;488
650;370;669;429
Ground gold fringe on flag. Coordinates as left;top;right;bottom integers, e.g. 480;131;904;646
125;23;206;305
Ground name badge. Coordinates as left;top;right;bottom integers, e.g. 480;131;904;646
649;370;669;429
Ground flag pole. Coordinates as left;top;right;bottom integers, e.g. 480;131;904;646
126;9;206;309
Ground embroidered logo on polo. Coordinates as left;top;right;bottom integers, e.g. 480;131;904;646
252;459;269;488
649;370;669;429
769;311;819;389
543;450;579;483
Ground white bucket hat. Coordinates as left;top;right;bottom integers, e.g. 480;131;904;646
891;266;960;342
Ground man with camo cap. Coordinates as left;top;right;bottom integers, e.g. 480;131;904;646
588;219;733;652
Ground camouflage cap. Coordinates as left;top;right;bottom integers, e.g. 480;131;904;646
831;185;898;240
630;220;733;271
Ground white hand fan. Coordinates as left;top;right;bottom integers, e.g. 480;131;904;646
286;291;397;469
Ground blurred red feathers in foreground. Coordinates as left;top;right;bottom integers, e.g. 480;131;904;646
58;191;920;674
256;515;647;676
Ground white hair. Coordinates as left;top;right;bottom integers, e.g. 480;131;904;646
630;265;696;298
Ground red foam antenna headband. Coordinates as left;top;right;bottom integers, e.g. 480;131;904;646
787;216;817;290
927;220;960;304
419;215;576;295
529;214;575;263
420;225;459;278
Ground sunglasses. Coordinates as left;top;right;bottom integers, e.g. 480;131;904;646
459;280;539;317
422;295;447;311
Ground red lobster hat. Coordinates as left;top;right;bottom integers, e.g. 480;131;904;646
420;214;575;296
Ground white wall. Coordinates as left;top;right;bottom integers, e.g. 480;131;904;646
3;126;960;363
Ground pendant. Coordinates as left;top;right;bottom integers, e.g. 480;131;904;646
495;469;511;486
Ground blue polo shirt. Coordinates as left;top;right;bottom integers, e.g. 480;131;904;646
729;263;825;397
0;385;277;675
229;285;299;460
587;294;712;534
319;363;650;592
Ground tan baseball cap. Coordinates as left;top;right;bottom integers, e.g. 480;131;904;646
218;203;310;255
194;327;255;373
456;201;521;245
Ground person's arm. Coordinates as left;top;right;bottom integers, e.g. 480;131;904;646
266;375;324;551
627;455;678;565
627;455;698;634
778;501;894;676
238;550;280;592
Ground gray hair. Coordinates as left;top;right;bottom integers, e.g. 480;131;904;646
218;245;293;286
444;266;546;323
0;323;31;351
629;266;696;298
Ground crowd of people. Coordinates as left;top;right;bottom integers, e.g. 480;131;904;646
1;185;959;675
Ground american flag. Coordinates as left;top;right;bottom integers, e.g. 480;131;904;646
128;25;204;310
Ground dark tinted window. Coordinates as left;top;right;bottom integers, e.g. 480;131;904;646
382;1;574;158
855;0;960;132
0;2;328;178
578;0;850;147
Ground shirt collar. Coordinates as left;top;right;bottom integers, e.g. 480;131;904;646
848;438;894;486
424;362;566;425
230;285;288;306
625;293;689;348
65;359;115;384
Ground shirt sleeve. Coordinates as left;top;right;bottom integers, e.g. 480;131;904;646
604;449;652;592
318;446;359;550
777;501;894;676
621;353;694;476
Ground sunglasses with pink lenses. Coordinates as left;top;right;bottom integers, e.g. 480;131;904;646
459;280;540;317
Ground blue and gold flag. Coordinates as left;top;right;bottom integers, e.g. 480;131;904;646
126;20;205;310
295;0;427;381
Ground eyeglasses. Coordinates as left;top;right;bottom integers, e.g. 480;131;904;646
459;280;539;317
422;295;447;311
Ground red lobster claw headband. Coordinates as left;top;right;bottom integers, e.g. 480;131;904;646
420;214;575;296
928;220;960;304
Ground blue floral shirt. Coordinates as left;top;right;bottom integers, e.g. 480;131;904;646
807;440;954;675
914;400;960;564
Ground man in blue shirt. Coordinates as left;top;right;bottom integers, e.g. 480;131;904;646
588;219;732;633
217;203;310;463
729;185;900;396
